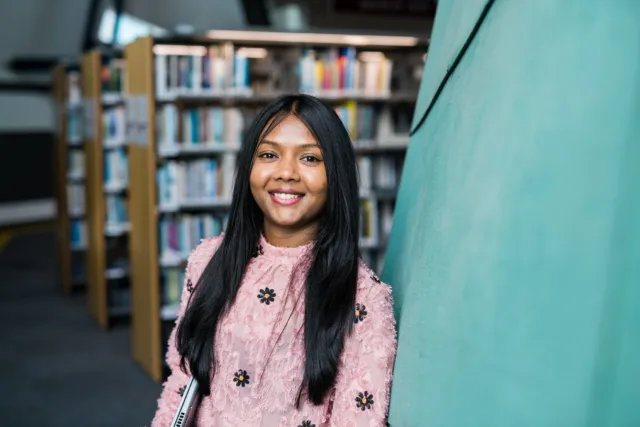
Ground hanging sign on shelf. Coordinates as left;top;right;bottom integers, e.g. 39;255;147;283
82;97;97;141
125;94;150;146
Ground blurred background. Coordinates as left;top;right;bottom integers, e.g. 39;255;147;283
0;1;434;425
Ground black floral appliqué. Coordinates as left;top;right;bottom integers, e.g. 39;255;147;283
298;421;315;427
355;391;374;411
233;369;250;387
177;385;186;396
354;303;367;323
252;245;264;258
257;287;276;305
186;280;195;294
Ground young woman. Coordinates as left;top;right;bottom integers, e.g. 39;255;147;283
151;94;397;427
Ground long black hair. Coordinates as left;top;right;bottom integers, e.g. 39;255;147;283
176;94;360;405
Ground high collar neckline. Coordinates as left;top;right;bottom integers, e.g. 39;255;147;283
257;234;314;263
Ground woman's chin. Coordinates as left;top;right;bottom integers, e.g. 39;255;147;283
272;218;304;229
266;213;307;229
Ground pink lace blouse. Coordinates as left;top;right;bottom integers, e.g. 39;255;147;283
151;233;397;427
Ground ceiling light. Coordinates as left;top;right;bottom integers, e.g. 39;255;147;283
153;45;208;56
206;30;420;47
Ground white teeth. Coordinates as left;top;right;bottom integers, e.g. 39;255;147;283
274;193;301;200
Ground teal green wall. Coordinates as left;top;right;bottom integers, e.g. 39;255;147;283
383;1;640;426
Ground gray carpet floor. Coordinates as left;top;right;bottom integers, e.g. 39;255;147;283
0;231;162;427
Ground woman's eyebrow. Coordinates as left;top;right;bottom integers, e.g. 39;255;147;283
259;140;320;150
258;139;279;147
299;143;320;149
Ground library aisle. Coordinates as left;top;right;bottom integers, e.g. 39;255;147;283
0;231;160;426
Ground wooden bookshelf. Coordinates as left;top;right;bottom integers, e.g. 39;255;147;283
126;36;162;380
125;33;426;381
81;50;130;329
52;63;86;294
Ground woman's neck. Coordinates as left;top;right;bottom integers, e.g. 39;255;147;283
263;222;317;248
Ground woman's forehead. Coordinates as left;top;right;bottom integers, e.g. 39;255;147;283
262;115;317;146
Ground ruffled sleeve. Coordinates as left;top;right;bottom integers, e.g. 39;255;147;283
150;234;224;427
327;272;398;427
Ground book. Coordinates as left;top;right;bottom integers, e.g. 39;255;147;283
299;47;393;96
68;183;85;216
157;105;244;151
104;147;128;189
70;219;87;249
103;105;126;147
159;214;227;263
155;44;251;96
101;58;126;94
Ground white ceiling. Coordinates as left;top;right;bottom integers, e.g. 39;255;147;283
0;0;430;131
0;0;247;131
0;0;247;80
126;0;247;34
0;0;90;79
0;0;430;81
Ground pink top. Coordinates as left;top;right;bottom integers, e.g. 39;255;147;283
151;233;397;427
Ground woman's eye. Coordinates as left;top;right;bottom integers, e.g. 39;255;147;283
302;155;321;163
258;152;277;159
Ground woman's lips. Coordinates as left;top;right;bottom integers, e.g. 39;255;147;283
269;192;304;206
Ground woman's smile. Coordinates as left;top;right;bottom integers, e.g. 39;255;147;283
269;189;305;206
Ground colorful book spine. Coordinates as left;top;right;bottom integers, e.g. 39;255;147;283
104;147;128;187
103;106;126;144
298;48;392;95
157;106;244;150
106;195;129;224
159;215;226;261
155;44;251;96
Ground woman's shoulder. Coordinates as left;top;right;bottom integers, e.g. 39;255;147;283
356;259;393;302
186;233;225;281
353;260;396;335
189;232;224;258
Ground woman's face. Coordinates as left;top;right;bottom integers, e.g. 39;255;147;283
250;114;328;235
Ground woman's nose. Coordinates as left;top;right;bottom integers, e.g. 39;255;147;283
275;156;299;181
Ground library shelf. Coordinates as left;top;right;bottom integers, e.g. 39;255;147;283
81;50;130;329
52;63;87;294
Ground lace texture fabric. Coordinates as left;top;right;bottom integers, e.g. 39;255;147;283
151;233;397;427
